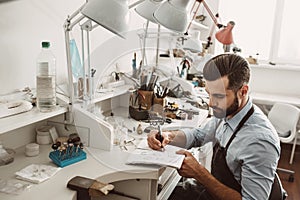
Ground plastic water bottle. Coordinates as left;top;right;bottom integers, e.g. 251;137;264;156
36;41;56;112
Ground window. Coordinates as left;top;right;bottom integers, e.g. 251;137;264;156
217;0;300;65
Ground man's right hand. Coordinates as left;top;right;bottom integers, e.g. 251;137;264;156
147;130;171;150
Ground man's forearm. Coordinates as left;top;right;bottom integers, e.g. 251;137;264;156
195;169;242;200
168;130;187;148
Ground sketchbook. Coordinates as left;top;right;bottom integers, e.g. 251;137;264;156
126;139;185;169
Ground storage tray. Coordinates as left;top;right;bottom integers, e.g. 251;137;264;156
49;149;86;168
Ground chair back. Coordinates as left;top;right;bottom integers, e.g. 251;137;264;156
268;103;300;143
269;172;287;200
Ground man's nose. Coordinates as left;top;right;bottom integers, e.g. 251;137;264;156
208;97;216;107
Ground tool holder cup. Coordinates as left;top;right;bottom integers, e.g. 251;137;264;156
152;96;166;115
129;90;153;121
138;90;154;110
129;89;166;120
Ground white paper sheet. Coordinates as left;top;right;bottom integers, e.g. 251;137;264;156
126;140;185;169
15;164;61;184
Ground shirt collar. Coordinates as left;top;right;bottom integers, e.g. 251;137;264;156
224;98;253;131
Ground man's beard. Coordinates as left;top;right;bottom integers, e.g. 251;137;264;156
212;94;239;119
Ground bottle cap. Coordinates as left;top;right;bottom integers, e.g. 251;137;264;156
41;41;50;48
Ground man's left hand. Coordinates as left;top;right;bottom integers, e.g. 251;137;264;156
176;149;207;179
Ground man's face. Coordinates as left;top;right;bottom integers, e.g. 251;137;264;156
205;76;240;119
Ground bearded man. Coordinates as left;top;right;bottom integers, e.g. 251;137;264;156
147;53;280;200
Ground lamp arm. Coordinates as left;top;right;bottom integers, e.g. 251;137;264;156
142;20;150;68
185;0;201;34
155;24;161;67
64;29;74;111
196;0;223;28
64;4;86;31
69;4;86;21
63;3;87;111
69;15;85;30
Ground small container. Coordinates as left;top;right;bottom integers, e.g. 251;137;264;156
36;125;53;145
137;123;143;135
25;143;39;157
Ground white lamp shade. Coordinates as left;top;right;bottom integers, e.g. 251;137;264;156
153;0;192;33
135;0;164;23
183;31;203;53
81;0;130;38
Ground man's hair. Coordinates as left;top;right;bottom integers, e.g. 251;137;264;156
203;53;250;91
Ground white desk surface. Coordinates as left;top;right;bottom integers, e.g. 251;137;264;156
0;144;161;200
0;99;209;200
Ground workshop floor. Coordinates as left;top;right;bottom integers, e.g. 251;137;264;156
277;143;300;200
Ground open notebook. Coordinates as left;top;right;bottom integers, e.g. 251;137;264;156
126;139;185;169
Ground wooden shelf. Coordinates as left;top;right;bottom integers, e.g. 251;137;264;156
0;105;67;134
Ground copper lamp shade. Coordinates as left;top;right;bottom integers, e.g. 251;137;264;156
215;21;235;45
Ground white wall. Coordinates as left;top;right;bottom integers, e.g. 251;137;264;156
0;0;76;94
0;0;151;96
0;0;221;97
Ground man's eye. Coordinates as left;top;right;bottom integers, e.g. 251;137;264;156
213;94;225;99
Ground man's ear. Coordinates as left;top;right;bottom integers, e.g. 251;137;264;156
240;85;249;97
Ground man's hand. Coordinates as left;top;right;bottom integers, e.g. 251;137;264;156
176;150;242;200
176;149;207;179
147;130;171;150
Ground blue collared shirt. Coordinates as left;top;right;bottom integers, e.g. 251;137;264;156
181;99;281;200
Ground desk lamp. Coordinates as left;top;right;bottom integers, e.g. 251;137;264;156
135;0;165;68
64;0;130;106
136;0;201;69
195;0;235;51
153;0;234;52
181;1;203;53
153;0;193;33
135;0;164;24
215;21;235;52
64;0;151;106
64;0;151;151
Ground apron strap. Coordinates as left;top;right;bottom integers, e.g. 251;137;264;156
225;106;254;150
